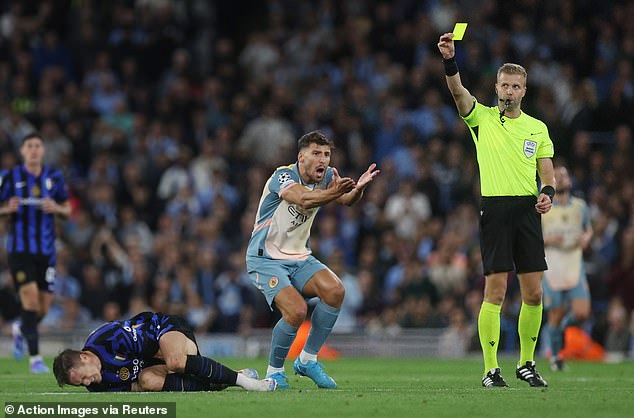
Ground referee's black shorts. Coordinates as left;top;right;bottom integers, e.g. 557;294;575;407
479;196;547;275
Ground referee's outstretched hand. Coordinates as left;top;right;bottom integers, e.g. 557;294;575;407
437;33;455;60
535;193;553;214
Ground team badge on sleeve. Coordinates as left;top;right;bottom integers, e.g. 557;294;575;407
278;172;294;188
269;277;279;288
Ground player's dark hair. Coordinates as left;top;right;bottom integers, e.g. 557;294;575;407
53;349;82;387
21;132;44;145
297;130;335;151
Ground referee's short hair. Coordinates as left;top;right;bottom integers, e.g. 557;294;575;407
497;63;527;84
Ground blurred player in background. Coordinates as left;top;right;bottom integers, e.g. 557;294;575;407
53;311;277;392
438;33;555;387
246;131;379;389
542;166;593;371
0;133;70;373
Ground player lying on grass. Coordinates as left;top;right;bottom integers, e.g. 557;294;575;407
53;311;277;392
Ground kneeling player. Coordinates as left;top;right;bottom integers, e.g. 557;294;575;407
53;311;277;392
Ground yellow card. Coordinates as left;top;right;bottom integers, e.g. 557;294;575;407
452;23;468;41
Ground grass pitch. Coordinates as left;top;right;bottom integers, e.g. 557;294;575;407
1;357;633;418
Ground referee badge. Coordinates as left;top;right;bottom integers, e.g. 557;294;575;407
523;140;537;158
16;271;26;283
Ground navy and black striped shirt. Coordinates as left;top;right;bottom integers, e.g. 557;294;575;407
83;312;178;392
0;164;68;261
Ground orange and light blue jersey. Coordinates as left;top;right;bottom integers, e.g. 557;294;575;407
247;163;334;261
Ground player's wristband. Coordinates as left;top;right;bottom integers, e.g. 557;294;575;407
540;185;555;201
443;57;458;76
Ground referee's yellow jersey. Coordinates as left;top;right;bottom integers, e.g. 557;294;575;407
462;99;554;197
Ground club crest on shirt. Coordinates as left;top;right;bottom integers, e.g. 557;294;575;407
523;140;537;158
269;277;279;288
118;367;130;381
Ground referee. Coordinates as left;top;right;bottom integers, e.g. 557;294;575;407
0;133;70;373
438;33;555;387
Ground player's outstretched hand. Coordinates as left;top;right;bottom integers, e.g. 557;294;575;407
356;163;380;191
330;167;356;194
437;33;455;60
535;193;553;214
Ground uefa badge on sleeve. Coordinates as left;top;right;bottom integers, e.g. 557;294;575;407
523;140;537;158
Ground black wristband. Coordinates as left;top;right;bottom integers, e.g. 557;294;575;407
541;185;555;201
443;57;458;76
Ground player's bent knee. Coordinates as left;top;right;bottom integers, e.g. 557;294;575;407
164;355;187;373
138;371;163;392
322;283;345;307
574;310;590;322
283;303;308;326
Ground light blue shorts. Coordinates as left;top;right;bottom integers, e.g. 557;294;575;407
246;255;328;307
542;266;590;310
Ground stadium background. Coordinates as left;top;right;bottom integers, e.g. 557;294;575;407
0;0;632;360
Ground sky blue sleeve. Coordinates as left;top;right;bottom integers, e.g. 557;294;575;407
269;167;299;194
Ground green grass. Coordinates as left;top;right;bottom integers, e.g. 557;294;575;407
1;357;633;417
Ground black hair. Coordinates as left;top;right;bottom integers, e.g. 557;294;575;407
53;349;82;387
21;132;43;145
297;130;335;151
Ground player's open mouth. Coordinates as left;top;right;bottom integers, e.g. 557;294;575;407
315;167;325;176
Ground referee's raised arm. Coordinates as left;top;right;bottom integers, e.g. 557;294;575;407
437;33;474;117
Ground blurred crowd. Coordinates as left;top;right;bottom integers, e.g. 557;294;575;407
0;0;632;357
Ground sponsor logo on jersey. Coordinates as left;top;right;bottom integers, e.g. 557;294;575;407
19;197;43;206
